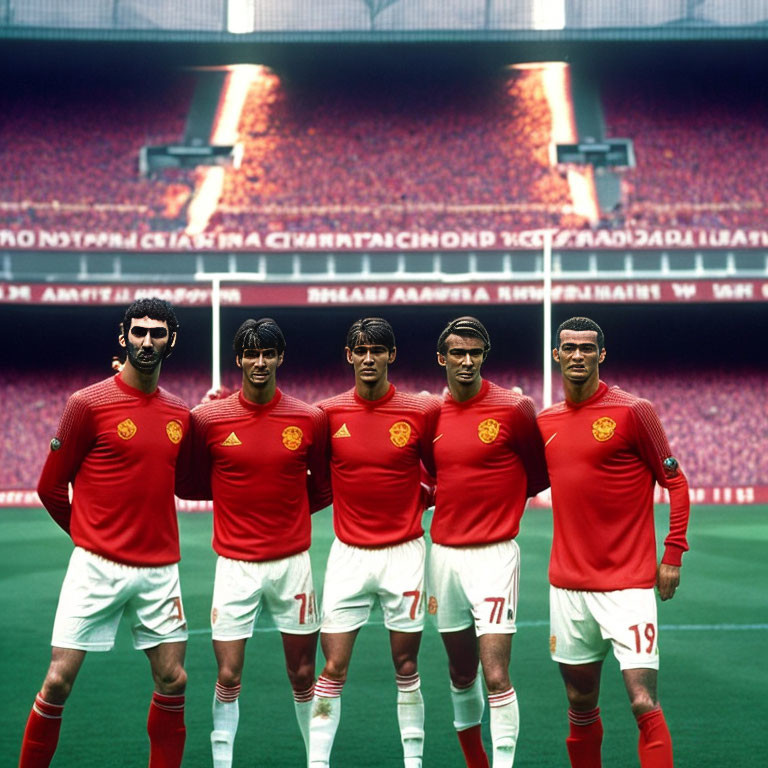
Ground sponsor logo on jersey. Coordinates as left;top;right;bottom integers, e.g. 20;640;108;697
427;596;438;615
549;634;557;654
591;416;617;442
50;437;61;451
117;418;137;440
282;426;303;451
166;420;183;444
389;421;412;447
477;418;500;444
333;423;351;438
221;432;242;446
211;607;218;625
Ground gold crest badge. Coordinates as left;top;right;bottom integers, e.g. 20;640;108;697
166;420;183;444
282;426;303;451
389;421;412;448
427;596;438;615
117;418;137;440
549;635;557;654
591;417;617;442
477;418;500;444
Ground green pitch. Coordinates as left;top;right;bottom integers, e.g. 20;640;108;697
2;505;766;767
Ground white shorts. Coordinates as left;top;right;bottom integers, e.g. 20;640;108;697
428;540;520;636
211;551;319;640
321;537;426;633
549;586;660;670
51;547;188;652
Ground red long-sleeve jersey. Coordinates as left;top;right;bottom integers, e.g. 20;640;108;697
36;374;190;567
317;385;440;547
537;381;690;591
186;389;331;562
431;380;549;546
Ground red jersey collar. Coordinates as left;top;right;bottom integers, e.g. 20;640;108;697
353;382;395;408
445;378;490;409
565;380;608;409
238;387;283;412
115;372;159;399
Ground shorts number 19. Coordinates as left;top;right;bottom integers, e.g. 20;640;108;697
629;622;656;653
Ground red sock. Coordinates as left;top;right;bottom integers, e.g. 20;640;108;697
147;692;186;768
456;724;490;768
566;707;603;768
636;707;673;768
18;693;65;768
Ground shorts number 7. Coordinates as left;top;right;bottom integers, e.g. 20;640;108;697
484;597;505;624
402;590;421;621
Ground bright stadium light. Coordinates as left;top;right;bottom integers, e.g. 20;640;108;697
186;65;266;235
532;0;566;30
227;0;256;34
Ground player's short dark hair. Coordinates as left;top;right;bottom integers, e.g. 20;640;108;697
233;317;286;356
121;298;179;339
437;316;491;357
555;316;605;350
346;317;396;352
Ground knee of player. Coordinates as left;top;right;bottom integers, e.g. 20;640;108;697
629;692;659;718
482;666;512;695
320;659;349;683
154;663;187;695
393;655;418;679
41;670;76;703
217;666;242;688
564;684;600;710
287;659;316;691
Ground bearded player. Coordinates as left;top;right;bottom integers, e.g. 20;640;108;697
180;318;331;767
20;298;190;768
308;317;440;768
428;317;548;767
537;316;690;768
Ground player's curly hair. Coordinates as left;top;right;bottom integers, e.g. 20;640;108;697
437;316;491;358
233;318;286;357
121;298;179;339
555;316;605;350
346;317;396;352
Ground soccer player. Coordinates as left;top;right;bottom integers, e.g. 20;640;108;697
537;316;690;768
20;298;190;768
181;318;331;767
308;317;440;768
428;317;549;768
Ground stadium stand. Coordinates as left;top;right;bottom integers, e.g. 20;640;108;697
0;70;196;232
208;65;587;233
601;69;768;228
2;366;764;491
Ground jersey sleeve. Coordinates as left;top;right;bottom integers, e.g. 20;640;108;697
307;408;332;513
36;392;95;534
510;397;550;497
174;407;212;500
630;399;690;566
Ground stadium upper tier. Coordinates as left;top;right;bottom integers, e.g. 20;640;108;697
0;70;196;233
2;366;764;491
602;68;768;229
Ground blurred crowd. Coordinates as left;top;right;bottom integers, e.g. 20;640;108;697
0;72;196;232
1;65;765;235
2;365;764;491
602;72;768;229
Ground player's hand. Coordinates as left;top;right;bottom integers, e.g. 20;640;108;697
656;563;680;600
